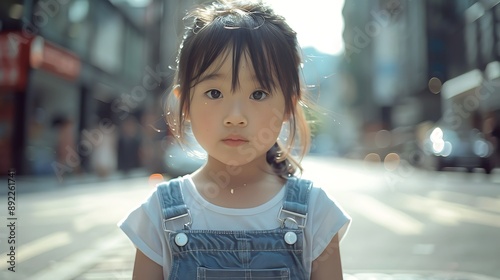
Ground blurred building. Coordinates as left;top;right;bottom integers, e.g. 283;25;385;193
0;0;166;177
342;0;499;160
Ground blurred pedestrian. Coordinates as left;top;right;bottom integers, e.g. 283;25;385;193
90;122;117;178
119;1;351;279
117;116;141;176
52;115;80;175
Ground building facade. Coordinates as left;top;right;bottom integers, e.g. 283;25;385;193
342;0;497;130
0;0;165;178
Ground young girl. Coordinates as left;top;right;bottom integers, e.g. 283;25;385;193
119;0;351;279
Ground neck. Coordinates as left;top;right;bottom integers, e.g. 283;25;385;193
191;154;288;207
193;154;278;189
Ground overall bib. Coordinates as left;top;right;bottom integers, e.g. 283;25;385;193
157;176;312;280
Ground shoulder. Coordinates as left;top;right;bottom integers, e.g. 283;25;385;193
300;179;351;249
156;176;185;189
309;185;336;213
154;176;192;200
136;177;187;214
292;177;332;204
287;176;347;217
122;177;189;230
301;178;350;223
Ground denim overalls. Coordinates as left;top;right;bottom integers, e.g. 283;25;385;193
157;176;312;280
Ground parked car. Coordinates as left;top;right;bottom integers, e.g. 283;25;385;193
423;125;495;173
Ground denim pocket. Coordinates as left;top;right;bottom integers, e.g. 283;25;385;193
196;267;290;279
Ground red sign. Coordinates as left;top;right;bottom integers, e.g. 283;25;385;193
30;36;81;81
0;32;30;90
0;31;81;91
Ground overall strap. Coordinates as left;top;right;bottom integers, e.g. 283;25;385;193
279;177;313;229
157;178;192;230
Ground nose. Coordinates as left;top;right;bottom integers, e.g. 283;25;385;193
223;101;248;127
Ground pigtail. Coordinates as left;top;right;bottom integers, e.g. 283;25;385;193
267;99;311;178
266;142;294;177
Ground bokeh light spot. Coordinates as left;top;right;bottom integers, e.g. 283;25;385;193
384;153;400;171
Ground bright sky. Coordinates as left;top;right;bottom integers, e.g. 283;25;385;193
265;0;345;55
120;0;345;54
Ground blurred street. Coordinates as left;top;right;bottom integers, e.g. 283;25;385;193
2;0;500;279
0;156;499;280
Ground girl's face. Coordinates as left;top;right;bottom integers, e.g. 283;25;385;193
188;49;287;167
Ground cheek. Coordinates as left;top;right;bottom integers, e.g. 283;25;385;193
190;103;217;133
250;107;285;150
260;104;285;132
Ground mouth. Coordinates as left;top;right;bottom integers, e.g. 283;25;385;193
222;136;249;147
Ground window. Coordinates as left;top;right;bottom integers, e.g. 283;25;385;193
67;0;92;57
90;1;124;74
32;0;70;42
123;26;144;82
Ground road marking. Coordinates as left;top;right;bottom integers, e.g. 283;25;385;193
475;196;500;214
73;211;111;232
32;203;93;218
302;157;388;191
346;194;425;235
428;190;500;214
401;194;500;228
0;231;72;270
72;203;132;232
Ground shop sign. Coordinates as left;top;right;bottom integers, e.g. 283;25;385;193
0;32;30;90
0;32;81;90
30;36;81;81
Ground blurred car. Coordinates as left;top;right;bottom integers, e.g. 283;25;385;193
423;125;495;173
163;135;205;178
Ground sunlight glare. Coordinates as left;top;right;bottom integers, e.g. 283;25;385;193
265;0;345;55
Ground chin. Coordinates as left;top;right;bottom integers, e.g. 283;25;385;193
220;157;252;167
207;145;270;167
211;154;260;168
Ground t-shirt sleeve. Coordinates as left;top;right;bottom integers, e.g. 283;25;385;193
309;187;351;260
118;189;164;266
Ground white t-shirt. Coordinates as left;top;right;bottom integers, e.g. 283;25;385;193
118;175;351;278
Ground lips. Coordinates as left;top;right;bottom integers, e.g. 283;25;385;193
222;135;249;147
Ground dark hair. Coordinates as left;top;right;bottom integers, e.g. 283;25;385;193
165;0;310;177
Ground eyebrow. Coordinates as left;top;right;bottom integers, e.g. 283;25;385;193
193;71;262;89
199;72;224;83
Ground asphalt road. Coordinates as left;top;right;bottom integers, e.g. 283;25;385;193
0;156;498;280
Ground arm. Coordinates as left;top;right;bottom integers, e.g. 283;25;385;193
132;249;163;280
311;233;343;280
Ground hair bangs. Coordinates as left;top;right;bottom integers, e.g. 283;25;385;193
184;9;300;97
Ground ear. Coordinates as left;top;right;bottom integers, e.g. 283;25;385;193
173;85;181;99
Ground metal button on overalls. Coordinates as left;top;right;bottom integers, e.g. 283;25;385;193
175;233;188;246
284;231;297;245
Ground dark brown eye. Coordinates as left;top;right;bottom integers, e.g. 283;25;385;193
205;89;222;99
250;90;268;101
